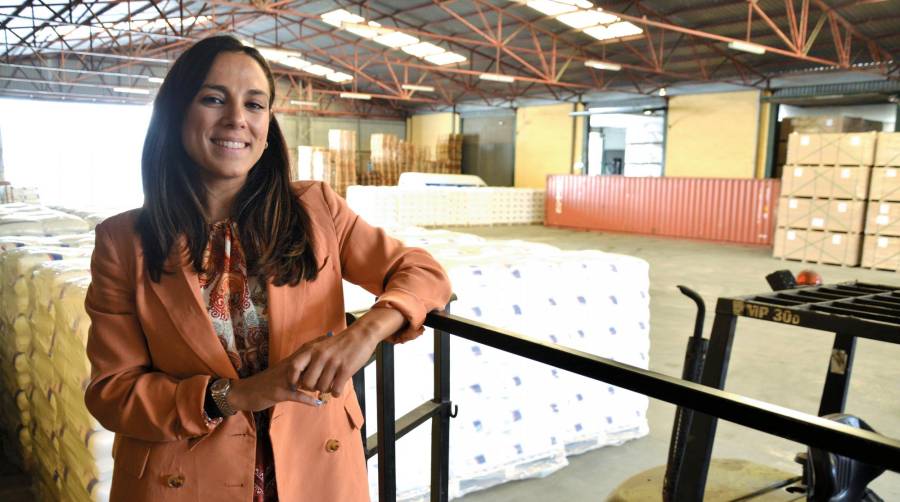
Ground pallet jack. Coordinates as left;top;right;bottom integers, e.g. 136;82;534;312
609;271;886;501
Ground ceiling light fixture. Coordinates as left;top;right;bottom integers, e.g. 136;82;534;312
479;73;516;83
340;92;372;100
113;86;150;95
401;84;435;92
147;76;164;83
290;100;318;107
728;40;766;55
584;60;622;71
658;87;667;97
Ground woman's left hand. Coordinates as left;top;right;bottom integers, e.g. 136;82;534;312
294;307;406;397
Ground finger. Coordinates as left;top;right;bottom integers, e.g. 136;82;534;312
299;356;325;391
286;350;312;384
287;388;324;407
330;371;352;397
314;364;338;395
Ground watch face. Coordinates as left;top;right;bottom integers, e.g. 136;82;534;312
212;379;230;393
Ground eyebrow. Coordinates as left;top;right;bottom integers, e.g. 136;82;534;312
201;84;269;100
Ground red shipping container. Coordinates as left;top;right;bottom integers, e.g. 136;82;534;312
545;176;780;246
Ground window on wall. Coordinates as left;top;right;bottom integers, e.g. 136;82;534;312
587;112;664;177
0;98;150;209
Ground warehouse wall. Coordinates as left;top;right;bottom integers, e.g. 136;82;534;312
514;103;580;188
664;90;761;178
407;112;460;159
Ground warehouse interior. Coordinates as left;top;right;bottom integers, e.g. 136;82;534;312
1;1;899;501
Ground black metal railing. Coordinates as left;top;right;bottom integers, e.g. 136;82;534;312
350;305;900;502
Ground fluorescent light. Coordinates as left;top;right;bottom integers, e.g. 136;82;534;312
326;72;354;83
113;86;150;95
401;42;446;58
147;76;164;83
728;40;766;55
303;64;335;76
401;84;435;92
424;52;467;65
290;100;318;107
658;87;667;97
557;9;618;29
585;59;622;71
340;92;372;100
479;73;515;83
373;31;420;48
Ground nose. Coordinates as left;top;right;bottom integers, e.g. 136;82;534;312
222;100;247;129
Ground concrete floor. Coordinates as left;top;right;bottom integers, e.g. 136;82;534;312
449;225;900;502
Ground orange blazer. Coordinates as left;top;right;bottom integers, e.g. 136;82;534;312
84;181;452;502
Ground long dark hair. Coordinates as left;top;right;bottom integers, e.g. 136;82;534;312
137;35;317;286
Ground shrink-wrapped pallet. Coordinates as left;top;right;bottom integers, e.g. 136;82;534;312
347;227;650;501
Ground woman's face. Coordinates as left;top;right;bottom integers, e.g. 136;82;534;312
182;52;271;186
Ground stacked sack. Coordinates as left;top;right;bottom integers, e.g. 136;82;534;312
0;203;114;501
344;227;650;501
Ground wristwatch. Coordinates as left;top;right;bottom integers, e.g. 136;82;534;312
209;378;237;417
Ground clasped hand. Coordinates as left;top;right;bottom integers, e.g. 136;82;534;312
226;308;404;412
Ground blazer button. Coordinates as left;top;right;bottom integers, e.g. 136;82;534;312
166;474;186;488
325;439;341;453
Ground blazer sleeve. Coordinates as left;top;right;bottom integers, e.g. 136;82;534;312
319;183;452;342
83;221;217;442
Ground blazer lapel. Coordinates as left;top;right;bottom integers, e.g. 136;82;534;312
148;238;238;379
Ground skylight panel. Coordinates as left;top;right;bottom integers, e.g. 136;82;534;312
424;52;467;65
326;72;354;83
526;0;578;16
303;64;335;77
402;42;446;58
373;31;420;49
321;8;465;66
321;9;365;28
556;9;618;28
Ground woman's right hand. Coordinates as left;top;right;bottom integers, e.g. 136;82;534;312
225;342;326;412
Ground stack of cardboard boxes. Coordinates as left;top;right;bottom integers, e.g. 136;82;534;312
862;133;900;270
774;131;900;270
774;131;876;265
774;116;883;178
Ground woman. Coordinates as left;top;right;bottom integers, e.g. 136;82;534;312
84;35;452;502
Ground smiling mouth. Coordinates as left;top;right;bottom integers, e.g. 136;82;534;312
211;139;249;149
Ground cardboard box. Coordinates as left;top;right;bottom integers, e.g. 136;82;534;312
862;234;900;270
777;197;866;233
876;132;900;167
780;165;870;199
780;116;883;141
773;228;862;265
787;132;877;166
787;133;839;165
864;201;900;236
869;167;900;201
